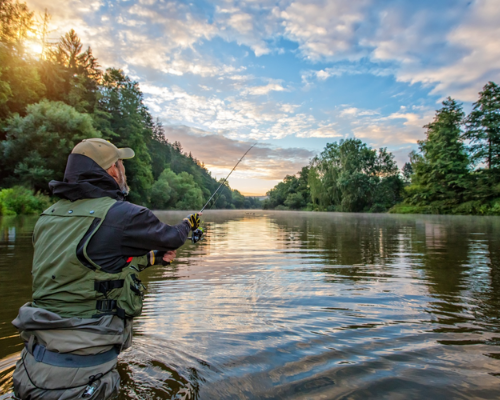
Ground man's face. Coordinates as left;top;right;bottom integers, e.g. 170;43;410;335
116;160;130;195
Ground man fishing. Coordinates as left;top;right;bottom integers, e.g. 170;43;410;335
12;138;201;399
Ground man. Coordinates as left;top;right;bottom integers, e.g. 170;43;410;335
12;138;201;399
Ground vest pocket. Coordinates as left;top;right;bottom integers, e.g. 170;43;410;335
94;268;145;319
116;272;145;318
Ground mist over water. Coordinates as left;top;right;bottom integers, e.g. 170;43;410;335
1;211;500;399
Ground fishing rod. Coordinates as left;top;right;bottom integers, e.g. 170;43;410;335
189;143;257;244
200;142;258;213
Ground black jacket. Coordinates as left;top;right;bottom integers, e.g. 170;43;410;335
49;154;191;273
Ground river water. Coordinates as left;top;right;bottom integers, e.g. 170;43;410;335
0;210;500;399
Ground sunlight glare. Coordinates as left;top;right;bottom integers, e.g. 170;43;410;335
26;40;43;56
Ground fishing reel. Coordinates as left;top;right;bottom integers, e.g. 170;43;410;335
190;227;204;243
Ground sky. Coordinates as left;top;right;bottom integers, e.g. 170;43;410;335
24;0;500;195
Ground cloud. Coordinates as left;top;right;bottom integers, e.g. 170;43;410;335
331;105;434;147
301;63;395;86
293;0;499;100
388;0;500;101
296;123;342;138
242;83;287;96
28;0;500;103
141;83;317;140
280;0;372;61
214;3;281;57
160;125;315;180
339;107;379;118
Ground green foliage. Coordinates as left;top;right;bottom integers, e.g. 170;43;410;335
0;185;51;215
0;0;45;119
0;0;34;50
1;100;100;191
150;168;203;210
405;98;469;207
0;2;260;213
264;167;310;210
284;192;305;210
311;139;402;212
464;81;500;170
265;139;403;213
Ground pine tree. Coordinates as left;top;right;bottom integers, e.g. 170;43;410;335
406;98;470;207
465;81;500;169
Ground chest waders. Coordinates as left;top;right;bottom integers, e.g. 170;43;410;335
12;197;146;399
32;197;145;319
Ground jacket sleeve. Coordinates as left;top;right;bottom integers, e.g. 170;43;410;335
121;204;191;254
129;251;170;271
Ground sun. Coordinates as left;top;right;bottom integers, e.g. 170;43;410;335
24;39;44;57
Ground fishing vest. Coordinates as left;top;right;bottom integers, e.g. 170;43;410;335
32;197;145;319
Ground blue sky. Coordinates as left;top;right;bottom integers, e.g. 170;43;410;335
26;0;500;195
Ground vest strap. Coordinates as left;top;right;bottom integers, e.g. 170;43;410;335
94;299;126;319
94;279;124;295
26;343;119;368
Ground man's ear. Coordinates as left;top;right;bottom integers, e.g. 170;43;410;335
106;163;120;183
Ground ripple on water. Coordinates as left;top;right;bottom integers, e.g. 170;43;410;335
1;211;500;399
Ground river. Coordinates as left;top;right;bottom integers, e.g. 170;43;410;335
0;210;499;399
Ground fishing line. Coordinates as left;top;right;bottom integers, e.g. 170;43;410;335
200;143;257;213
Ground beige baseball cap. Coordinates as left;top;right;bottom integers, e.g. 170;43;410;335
72;138;135;170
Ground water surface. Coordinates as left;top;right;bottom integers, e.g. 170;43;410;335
1;211;500;399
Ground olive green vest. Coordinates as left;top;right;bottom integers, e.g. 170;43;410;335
32;197;145;319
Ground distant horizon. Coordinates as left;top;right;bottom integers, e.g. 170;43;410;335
24;0;500;194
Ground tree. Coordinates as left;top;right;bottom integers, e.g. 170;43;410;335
465;81;500;169
96;69;154;205
0;1;45;118
45;29;102;113
284;192;305;209
1;99;100;191
49;29;101;79
232;190;245;208
0;1;258;212
308;166;327;207
150;168;203;210
402;162;413;184
406;98;469;207
0;0;35;50
312;139;402;212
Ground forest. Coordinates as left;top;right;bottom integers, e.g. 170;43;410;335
263;88;500;216
0;0;261;215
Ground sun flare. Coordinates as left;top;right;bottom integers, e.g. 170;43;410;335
26;41;43;55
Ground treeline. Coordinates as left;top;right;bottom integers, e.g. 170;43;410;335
264;82;500;215
263;140;404;212
0;0;261;215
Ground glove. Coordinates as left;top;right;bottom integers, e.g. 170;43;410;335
184;213;201;231
147;250;166;266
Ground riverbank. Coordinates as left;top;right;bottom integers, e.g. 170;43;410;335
265;198;500;216
389;198;500;216
0;186;52;216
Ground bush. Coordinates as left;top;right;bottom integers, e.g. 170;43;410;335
389;199;500;216
389;204;431;214
284;192;305;210
0;186;51;215
369;203;387;213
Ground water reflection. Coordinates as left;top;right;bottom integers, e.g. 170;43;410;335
0;211;500;399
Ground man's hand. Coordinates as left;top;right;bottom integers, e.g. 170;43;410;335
162;250;176;264
184;213;201;231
